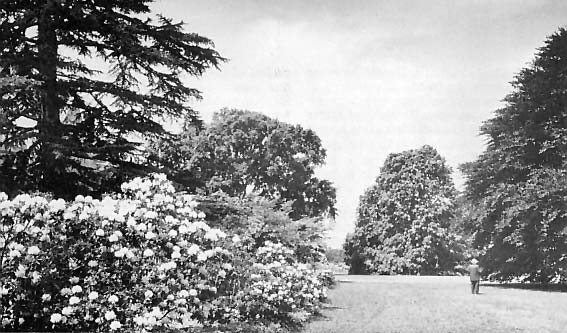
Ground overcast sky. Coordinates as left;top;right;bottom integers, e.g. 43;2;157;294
152;0;567;248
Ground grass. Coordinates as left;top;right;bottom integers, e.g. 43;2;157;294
301;275;567;333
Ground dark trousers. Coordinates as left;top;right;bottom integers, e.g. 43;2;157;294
471;280;480;294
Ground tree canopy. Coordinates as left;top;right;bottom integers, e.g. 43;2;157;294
345;145;461;275
0;0;223;198
461;28;567;283
149;108;337;220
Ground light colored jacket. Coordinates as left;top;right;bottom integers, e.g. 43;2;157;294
468;264;481;281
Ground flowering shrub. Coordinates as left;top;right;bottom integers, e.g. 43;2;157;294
234;242;328;327
0;174;329;332
1;174;238;331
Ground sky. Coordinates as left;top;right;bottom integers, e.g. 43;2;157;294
152;0;567;248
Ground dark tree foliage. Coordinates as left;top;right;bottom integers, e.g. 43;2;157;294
461;28;567;283
346;145;462;275
149;108;337;220
0;0;223;198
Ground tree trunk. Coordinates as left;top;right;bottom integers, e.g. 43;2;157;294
38;0;60;136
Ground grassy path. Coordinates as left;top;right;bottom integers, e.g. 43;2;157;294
302;275;567;333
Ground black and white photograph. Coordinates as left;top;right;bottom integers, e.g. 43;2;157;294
1;0;567;332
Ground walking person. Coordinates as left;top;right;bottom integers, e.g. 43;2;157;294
467;258;482;294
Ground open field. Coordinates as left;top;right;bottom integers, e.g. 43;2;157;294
302;275;567;333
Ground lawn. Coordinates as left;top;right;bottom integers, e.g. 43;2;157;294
302;275;567;333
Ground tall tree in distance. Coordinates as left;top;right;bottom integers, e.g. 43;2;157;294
149;108;337;220
461;28;567;283
0;0;223;198
346;145;461;275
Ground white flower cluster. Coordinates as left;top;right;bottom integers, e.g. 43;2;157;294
0;174;236;331
1;174;329;331
236;241;328;325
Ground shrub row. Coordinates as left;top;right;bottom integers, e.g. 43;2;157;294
0;174;329;331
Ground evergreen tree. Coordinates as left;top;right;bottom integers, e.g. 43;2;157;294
0;0;223;198
461;28;567;282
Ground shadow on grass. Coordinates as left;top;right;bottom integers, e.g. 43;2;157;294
305;305;343;325
483;283;567;293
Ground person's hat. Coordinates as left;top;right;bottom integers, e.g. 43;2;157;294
471;258;478;264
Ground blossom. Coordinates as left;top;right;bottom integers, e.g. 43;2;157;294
63;211;75;220
14;265;26;278
171;251;181;259
98;197;118;220
125;249;135;259
108;295;119;304
88;260;98;267
72;285;83;294
146;316;157;326
9;249;21;258
144;290;154;299
62;306;74;315
136;223;147;232
27;245;41;255
42;293;51;302
104;310;116;321
178;225;189;234
158;261;177;271
143;249;154;257
95;229;105;237
126;217;136;227
50;313;63;323
48;198;66;212
31;271;41;284
188;289;198;297
133;316;144;326
109;320;122;330
144;210;158;219
88;291;99;300
186;244;200;256
69;296;81;305
168;229;178;238
69;277;80;284
150;307;163;318
114;248;127;258
204;230;219;241
108;234;119;242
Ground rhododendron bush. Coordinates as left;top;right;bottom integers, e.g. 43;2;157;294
234;242;327;326
0;174;329;331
